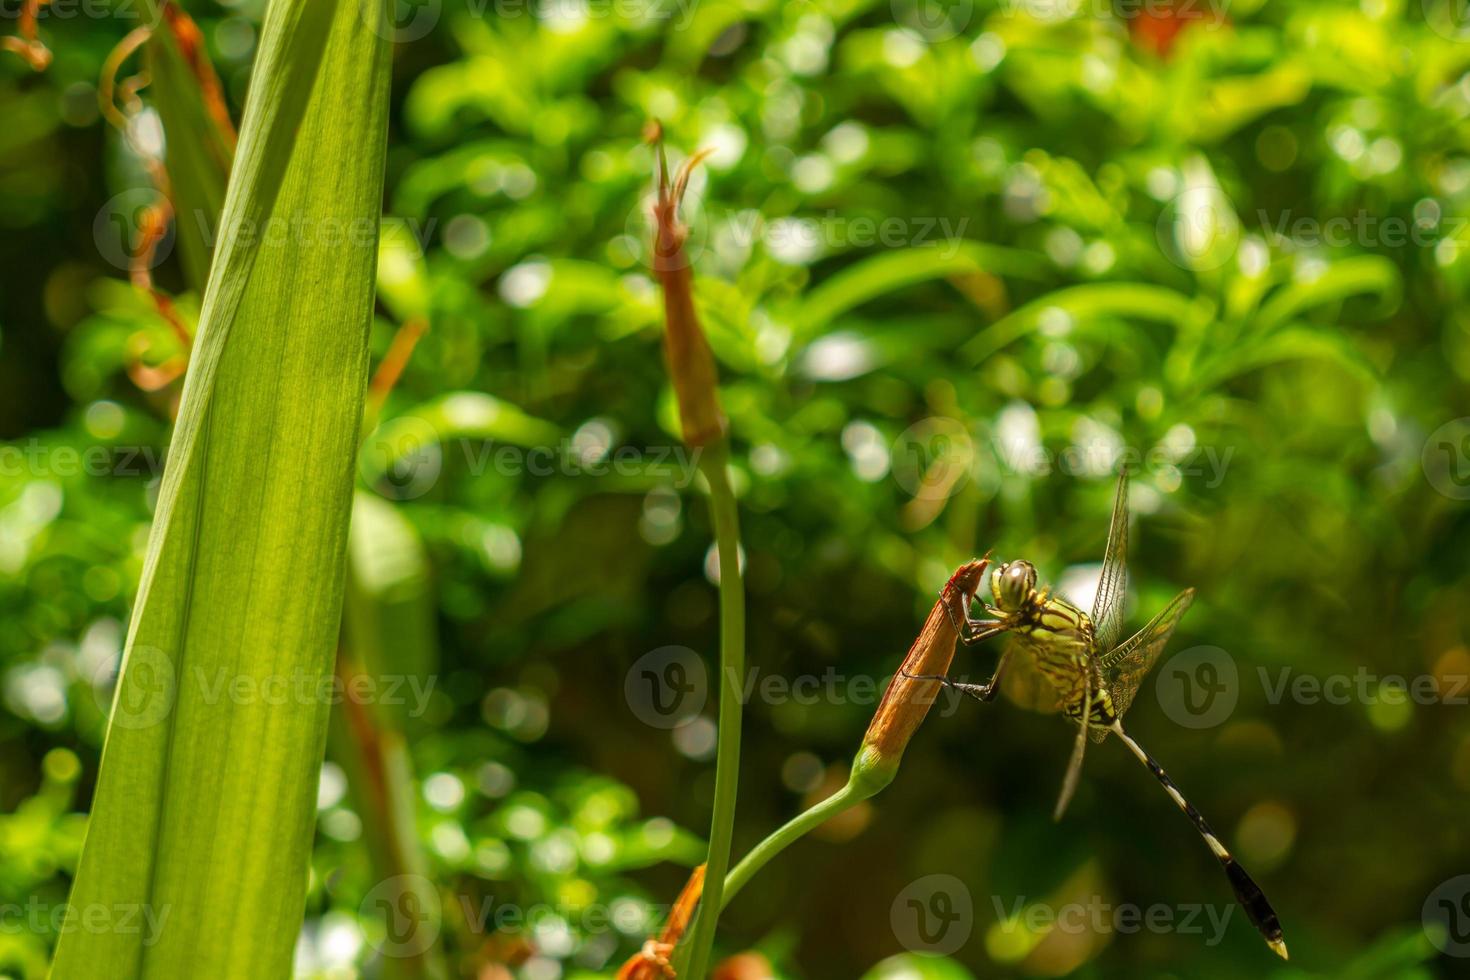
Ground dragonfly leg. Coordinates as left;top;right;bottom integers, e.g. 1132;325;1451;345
958;618;1009;646
902;650;1010;703
940;589;1006;642
942;589;1011;645
940;589;967;634
1053;668;1092;822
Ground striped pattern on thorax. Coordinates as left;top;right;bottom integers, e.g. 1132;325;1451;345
1011;590;1116;725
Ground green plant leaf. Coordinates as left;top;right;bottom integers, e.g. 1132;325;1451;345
1193;63;1313;142
1251;255;1402;335
343;492;437;723
357;391;561;493
789;242;1048;339
49;0;391;976
962;282;1205;363
1193;324;1380;389
377;218;432;324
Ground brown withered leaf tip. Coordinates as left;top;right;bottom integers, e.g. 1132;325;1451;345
616;863;706;980
648;122;726;449
861;557;990;769
163;3;238;149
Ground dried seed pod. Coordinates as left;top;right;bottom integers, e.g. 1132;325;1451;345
649;125;725;449
855;558;990;790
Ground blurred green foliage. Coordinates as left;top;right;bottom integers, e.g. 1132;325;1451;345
2;0;1469;977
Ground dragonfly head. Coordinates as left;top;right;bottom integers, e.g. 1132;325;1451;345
991;560;1036;612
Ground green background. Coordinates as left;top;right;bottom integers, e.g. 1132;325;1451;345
2;0;1468;977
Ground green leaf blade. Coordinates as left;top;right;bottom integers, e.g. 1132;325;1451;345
50;1;392;976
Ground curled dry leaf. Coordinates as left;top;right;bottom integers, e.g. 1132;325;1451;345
1;0;52;71
616;864;707;980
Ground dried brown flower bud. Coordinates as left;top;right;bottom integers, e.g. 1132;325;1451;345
649;129;725;449
855;557;990;790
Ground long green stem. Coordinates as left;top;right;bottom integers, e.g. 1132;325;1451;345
674;552;963;972
721;777;869;910
681;444;745;979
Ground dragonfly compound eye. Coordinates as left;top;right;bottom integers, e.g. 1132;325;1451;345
992;560;1036;611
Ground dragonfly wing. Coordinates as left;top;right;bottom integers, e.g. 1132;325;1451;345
1089;468;1130;654
1053;665;1090;821
1099;587;1195;724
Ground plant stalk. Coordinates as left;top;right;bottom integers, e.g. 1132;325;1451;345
721;775;870;911
713;560;989;929
680;443;745;979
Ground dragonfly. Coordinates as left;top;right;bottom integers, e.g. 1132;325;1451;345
905;469;1288;960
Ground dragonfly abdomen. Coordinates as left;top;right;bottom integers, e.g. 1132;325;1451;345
1065;685;1118;728
1112;723;1289;959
